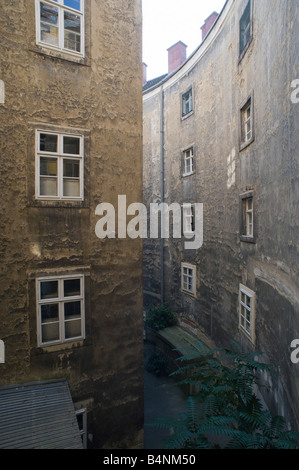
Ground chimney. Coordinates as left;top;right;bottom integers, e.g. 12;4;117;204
200;11;219;41
143;62;147;85
167;41;187;74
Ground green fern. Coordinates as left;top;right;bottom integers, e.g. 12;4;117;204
147;341;299;449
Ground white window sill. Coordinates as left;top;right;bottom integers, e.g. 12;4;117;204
239;326;255;344
240;135;254;151
38;338;85;351
181;289;196;299
181;111;194;121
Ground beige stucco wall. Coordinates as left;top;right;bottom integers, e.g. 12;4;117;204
0;0;143;448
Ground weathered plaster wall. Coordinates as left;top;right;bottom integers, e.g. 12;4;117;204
0;0;143;448
143;0;299;428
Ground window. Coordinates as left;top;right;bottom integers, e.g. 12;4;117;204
239;284;256;342
76;408;87;448
182;204;195;236
239;0;252;57
183;148;194;176
240;194;254;241
36;130;84;200
240;97;253;149
182;88;193;117
36;0;84;56
181;263;196;297
37;274;85;346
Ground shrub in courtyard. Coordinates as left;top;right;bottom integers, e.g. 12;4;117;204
146;352;169;377
145;304;178;331
148;340;299;449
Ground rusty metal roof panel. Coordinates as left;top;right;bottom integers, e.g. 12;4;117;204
0;379;83;449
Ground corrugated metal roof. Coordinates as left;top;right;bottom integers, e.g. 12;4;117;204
0;379;83;449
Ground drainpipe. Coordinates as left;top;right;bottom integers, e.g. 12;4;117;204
160;86;165;305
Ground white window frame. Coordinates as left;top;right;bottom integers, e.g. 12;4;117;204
183;148;194;176
36;0;85;57
182;88;193;118
242;101;252;143
182;204;195;237
181;263;196;297
75;408;87;449
36;274;85;347
35;130;84;201
240;95;254;149
243;197;253;237
239;284;256;343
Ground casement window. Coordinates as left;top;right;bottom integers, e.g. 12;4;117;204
37;274;85;346
181;263;196;297
183;148;194;176
241;99;252;143
239;0;252;57
244;197;253;237
240;191;255;243
76;408;87;449
239;284;256;342
182;88;193;117
240;96;254;149
36;0;84;56
182;204;195;236
36;130;84;200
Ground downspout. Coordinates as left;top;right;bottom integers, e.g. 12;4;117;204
160;86;164;304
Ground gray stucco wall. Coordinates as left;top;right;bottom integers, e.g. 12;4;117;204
143;0;299;429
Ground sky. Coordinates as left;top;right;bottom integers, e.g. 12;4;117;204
142;0;226;80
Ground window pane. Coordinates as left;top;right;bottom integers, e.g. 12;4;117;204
41;303;59;322
64;12;81;52
63;136;80;155
240;1;251;53
182;92;192;115
40;281;58;300
64;0;81;11
64;11;80;33
40;134;58;153
42;323;60;343
65;319;82;339
64;301;81;319
40;3;59;46
76;412;84;431
40;157;57;176
64;31;81;52
40;3;58;25
40;177;58;196
63;159;79;177
63;179;80;197
64;278;81;297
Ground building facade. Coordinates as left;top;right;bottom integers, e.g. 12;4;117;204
0;0;143;448
143;0;299;429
